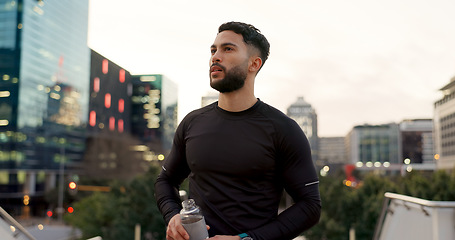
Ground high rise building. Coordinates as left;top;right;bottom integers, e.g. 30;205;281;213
434;76;455;169
399;119;434;165
83;50;143;180
286;97;318;161
131;75;178;158
0;0;90;213
346;123;400;169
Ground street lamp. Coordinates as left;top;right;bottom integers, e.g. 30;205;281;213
57;138;66;222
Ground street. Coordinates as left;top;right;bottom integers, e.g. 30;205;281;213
25;222;81;240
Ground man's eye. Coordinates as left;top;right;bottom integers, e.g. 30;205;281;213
210;49;216;54
225;47;232;51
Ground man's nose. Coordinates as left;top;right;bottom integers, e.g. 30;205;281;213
211;52;221;63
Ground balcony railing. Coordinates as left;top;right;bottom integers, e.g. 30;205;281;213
374;192;455;240
0;206;36;240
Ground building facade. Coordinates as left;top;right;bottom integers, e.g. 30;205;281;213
346;124;400;168
131;75;178;159
286;97;318;161
0;0;90;214
399;119;434;164
434;76;455;169
82;50;144;180
318;137;347;168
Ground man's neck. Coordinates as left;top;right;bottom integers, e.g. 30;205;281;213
217;91;257;112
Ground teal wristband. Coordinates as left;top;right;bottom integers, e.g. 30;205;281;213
238;233;249;238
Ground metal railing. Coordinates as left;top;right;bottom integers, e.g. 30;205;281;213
0;206;36;240
374;192;455;240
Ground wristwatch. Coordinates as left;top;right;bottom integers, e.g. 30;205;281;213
238;233;253;240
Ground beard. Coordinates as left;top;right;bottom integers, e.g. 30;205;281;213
210;62;248;93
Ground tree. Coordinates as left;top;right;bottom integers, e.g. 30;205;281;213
304;172;399;240
352;174;399;240
65;166;166;240
304;174;354;240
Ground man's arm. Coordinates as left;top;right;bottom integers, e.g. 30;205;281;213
155;117;192;223
155;169;187;223
248;118;321;240
155;119;193;240
248;184;321;240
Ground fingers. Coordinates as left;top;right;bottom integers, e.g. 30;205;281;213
166;214;189;240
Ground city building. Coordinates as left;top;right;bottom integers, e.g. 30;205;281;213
399;119;435;165
131;74;178;160
346;123;400;170
0;0;90;214
286;97;318;161
318;137;347;171
83;50;143;180
434;76;455;169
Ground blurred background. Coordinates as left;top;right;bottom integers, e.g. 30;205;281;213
1;0;455;239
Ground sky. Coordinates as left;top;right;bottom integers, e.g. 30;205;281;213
87;0;455;137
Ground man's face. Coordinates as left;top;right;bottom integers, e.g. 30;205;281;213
209;30;250;93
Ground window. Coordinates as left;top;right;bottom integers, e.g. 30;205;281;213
105;93;111;108
118;99;124;113
119;69;125;83
89;111;96;126
109;117;115;131
93;77;100;92
118;119;124;133
102;59;108;74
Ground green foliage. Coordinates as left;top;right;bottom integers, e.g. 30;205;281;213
64;192;111;238
65;167;165;240
305;169;455;240
66;164;455;240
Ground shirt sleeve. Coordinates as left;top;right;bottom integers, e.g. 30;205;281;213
248;119;321;240
154;117;191;224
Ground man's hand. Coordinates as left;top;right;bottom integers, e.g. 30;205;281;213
166;214;189;240
166;214;211;240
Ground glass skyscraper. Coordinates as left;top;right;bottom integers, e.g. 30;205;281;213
0;0;90;213
131;74;178;156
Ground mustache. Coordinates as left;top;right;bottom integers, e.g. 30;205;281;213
211;63;226;71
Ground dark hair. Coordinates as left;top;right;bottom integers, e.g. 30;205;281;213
218;21;270;71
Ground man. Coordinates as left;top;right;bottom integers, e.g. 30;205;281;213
155;21;321;240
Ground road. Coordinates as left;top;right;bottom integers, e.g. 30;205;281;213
25;223;82;240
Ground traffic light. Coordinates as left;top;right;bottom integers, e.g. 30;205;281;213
68;181;77;195
69;181;77;189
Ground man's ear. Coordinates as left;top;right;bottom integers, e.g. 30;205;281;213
249;56;263;73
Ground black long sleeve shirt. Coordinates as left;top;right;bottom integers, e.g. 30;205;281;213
155;100;321;240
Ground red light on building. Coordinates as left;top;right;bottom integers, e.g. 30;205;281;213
46;210;53;217
102;59;108;74
109;117;115;131
105;93;111;108
94;77;100;92
67;207;74;213
59;55;64;67
119;69;125;83
118;99;124;113
89;111;96;127
118;119;124;133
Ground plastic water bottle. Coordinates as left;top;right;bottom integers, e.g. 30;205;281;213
180;199;209;240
